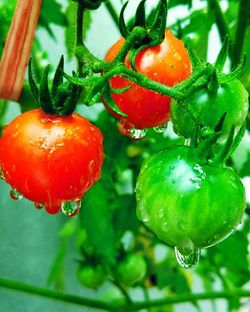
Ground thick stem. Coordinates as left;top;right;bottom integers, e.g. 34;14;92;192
0;0;42;101
0;277;116;311
231;0;250;68
76;3;85;77
1;277;250;311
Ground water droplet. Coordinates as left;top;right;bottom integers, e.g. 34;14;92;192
153;124;167;134
0;166;5;180
61;200;81;217
34;202;44;209
174;247;200;269
10;189;23;200
137;205;149;223
129;128;147;140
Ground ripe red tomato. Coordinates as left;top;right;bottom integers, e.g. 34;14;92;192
104;30;191;135
0;109;104;215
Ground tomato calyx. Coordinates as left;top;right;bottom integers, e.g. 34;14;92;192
28;56;81;116
119;0;168;70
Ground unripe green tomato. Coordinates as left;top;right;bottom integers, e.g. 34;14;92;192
77;265;106;288
116;253;147;286
170;79;249;139
136;146;246;253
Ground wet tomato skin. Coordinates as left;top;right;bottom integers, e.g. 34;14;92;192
136;146;246;251
0;109;104;212
104;30;191;130
171;79;249;139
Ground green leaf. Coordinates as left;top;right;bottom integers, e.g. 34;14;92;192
168;0;192;9
80;182;117;266
65;2;92;59
156;259;191;293
39;0;67;38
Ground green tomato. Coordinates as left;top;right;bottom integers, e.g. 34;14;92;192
170;79;249;139
136;146;246;254
77;265;106;288
116;253;147;286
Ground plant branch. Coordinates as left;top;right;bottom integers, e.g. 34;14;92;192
0;277;116;311
1;277;250;311
104;1;119;29
231;0;250;68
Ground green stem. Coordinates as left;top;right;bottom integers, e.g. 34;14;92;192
104;1;119;29
208;0;230;41
76;3;84;46
1;277;250;311
112;279;133;305
231;0;250;68
76;3;85;77
0;277;116;311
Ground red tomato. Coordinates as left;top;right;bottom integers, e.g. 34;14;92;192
0;109;104;215
104;30;191;134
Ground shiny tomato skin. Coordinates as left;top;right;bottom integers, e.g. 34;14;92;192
0;109;104;212
104;30;191;130
171;79;249;139
136;146;246;252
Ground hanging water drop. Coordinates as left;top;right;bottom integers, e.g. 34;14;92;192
153;124;167;134
61;200;81;217
174;247;200;269
129;128;147;140
34;202;44;210
10;189;23;200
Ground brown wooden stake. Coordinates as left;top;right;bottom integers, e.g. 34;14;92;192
0;0;42;101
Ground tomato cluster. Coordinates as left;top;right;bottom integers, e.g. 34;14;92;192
0;109;104;215
104;30;191;138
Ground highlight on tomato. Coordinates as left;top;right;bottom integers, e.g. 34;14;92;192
135;146;246;268
0;109;104;216
103;29;192;139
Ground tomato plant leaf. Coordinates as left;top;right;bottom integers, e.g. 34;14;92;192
80;182;117;266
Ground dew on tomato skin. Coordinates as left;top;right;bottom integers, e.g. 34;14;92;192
34;202;45;210
10;189;23;200
153;124;168;134
129;128;147;140
174;247;200;269
61;200;81;217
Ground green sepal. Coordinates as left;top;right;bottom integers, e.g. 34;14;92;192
64;72;99;86
111;85;131;94
39;65;53;114
77;0;102;10
228;122;246;158
62;83;80;115
52;55;64;98
214;35;229;73
219;55;246;84
119;1;130;38
129;47;144;71
213;126;235;163
186;38;202;71
148;0;167;46
84;84;103;106
135;0;147;28
195;131;221;161
103;84;127;117
214;112;227;133
208;70;220;93
28;58;39;105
